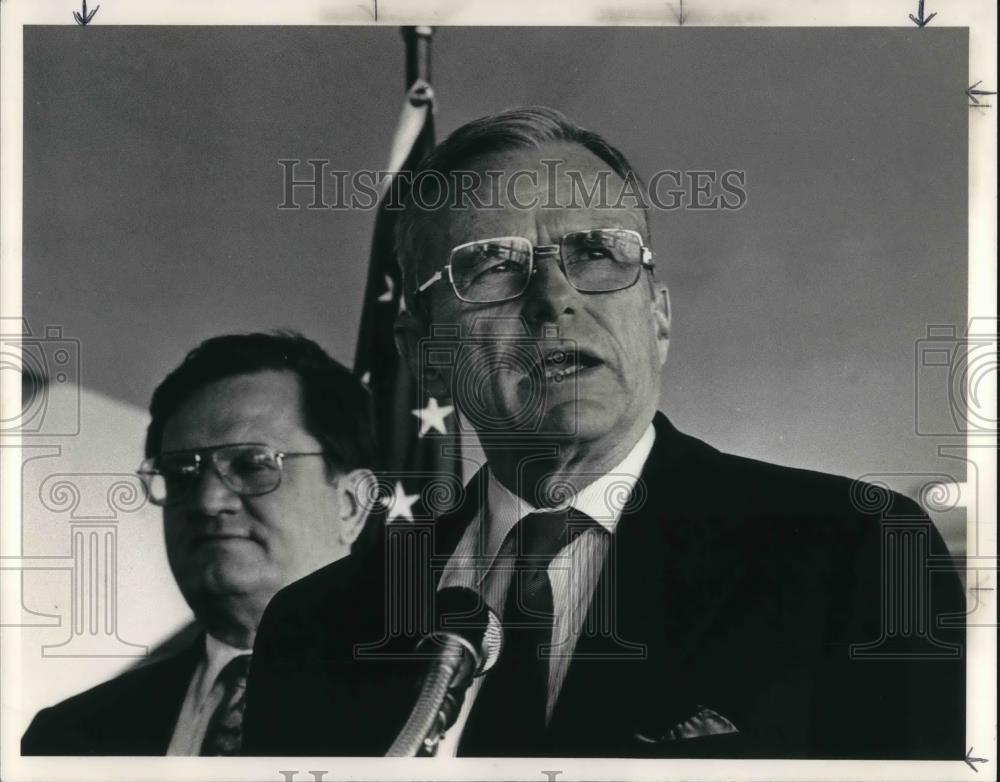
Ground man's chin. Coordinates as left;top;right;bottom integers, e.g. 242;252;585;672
188;552;275;597
202;571;266;597
539;398;629;443
468;398;619;441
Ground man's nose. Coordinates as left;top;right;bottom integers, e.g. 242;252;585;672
521;254;579;323
190;467;242;516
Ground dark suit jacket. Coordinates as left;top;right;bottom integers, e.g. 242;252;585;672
21;639;201;755
242;413;965;758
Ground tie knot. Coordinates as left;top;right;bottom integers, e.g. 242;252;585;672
509;508;598;565
218;654;252;690
515;510;569;562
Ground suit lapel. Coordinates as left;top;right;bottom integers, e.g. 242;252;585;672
150;640;204;753
103;638;203;754
548;413;750;751
373;468;487;648
431;466;487;578
345;472;488;752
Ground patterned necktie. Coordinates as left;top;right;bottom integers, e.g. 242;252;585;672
460;509;590;756
200;653;252;756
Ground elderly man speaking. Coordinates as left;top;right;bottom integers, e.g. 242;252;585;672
242;107;964;759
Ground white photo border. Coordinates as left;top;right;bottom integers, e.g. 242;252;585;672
1;1;995;781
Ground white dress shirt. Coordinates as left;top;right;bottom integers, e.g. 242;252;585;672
166;633;252;755
434;423;656;756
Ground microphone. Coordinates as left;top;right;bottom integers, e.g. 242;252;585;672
386;587;502;757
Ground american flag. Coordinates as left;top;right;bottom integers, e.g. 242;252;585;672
354;27;460;524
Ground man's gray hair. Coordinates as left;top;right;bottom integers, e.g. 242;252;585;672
394;105;649;312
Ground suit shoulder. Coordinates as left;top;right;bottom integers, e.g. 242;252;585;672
713;447;923;524
661;422;929;556
20;651;189;754
34;653;176;715
271;549;368;607
656;418;852;506
259;549;379;637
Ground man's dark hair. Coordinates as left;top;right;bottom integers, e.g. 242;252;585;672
395;105;650;310
145;331;377;477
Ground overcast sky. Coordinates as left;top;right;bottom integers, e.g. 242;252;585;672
23;26;967;492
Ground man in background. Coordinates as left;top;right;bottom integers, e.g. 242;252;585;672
22;331;378;755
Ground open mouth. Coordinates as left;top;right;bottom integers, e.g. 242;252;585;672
191;533;252;547
541;347;602;382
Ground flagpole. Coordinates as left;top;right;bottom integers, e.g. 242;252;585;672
356;24;462;509
402;26;433;89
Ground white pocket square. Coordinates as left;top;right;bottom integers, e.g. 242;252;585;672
635;705;739;743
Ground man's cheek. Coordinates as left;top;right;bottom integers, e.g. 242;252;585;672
163;520;185;547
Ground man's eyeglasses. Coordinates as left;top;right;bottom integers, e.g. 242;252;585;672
413;228;655;304
137;443;325;507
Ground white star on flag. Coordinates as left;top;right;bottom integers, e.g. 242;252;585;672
360;371;371;386
384;481;419;523
412;397;454;436
377;275;395;302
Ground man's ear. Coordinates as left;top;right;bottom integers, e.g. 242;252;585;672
332;468;377;547
652;283;671;366
394;308;449;398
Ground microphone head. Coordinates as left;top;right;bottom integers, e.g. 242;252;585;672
430;587;503;674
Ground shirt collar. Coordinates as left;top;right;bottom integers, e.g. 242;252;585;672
571;423;655;529
195;633;252;707
481;421;656;571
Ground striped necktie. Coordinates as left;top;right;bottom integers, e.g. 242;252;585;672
200;653;252;756
459;509;595;756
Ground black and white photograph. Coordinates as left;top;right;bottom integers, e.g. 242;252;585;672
0;2;995;781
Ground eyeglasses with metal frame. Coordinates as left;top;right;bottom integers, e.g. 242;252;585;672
413;228;655;304
137;442;325;507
